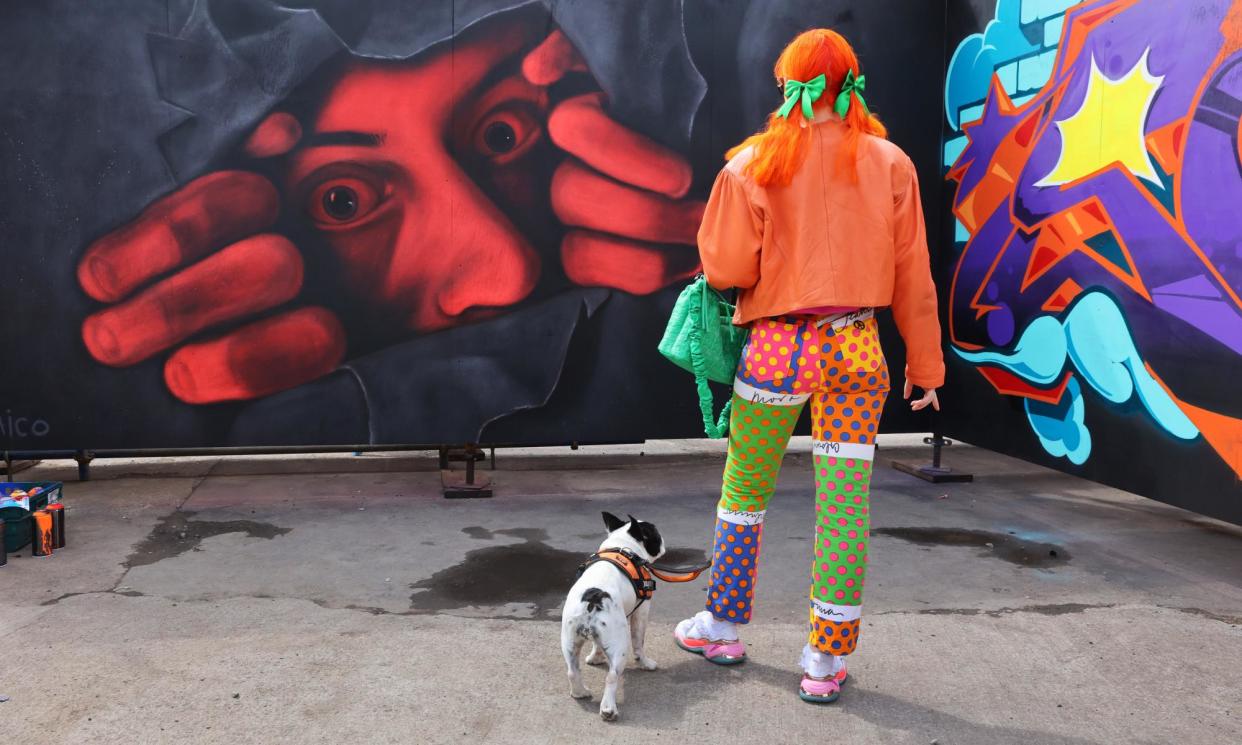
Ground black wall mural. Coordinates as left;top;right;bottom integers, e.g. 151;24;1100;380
0;0;946;450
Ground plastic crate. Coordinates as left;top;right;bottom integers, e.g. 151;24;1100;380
1;482;61;552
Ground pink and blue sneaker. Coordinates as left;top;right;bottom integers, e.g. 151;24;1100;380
674;611;747;665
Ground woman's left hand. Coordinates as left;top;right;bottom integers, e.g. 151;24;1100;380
903;380;940;411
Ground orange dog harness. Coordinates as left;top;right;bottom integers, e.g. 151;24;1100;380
576;548;710;615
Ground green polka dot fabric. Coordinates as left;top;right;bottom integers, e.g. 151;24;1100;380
706;312;890;656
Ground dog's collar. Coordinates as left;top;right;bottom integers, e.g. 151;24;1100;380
576;548;711;616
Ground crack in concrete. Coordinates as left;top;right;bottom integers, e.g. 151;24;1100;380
877;602;1242;626
881;602;1115;618
41;588;146;606
1179;518;1242;540
34;590;1242;629
310;599;406;616
1170;606;1242;626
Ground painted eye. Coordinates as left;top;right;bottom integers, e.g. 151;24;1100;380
473;105;540;165
307;176;381;226
484;121;517;154
323;186;358;219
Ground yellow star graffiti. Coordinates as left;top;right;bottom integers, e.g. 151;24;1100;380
1037;50;1164;188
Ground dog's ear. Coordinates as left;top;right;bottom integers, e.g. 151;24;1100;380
602;511;626;533
628;519;664;559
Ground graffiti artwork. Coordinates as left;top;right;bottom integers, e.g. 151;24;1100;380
942;0;1242;515
0;0;943;449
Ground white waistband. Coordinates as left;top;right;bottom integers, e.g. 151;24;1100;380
733;378;810;407
815;308;875;331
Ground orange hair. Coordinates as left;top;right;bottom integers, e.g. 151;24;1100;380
726;29;887;187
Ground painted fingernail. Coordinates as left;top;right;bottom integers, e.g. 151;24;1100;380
81;255;120;302
244;113;302;158
164;355;196;402
82;315;120;364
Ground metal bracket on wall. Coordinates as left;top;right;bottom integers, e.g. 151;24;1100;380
440;444;494;498
891;427;974;484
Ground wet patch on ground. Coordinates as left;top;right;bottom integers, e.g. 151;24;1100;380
460;526;548;543
123;510;290;568
410;528;582;619
656;547;710;569
409;528;709;620
873;527;1069;568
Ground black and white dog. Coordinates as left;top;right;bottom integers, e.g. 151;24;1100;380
560;512;665;721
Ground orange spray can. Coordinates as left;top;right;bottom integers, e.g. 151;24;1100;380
31;509;53;557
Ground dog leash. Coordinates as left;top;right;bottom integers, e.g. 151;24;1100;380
649;560;711;583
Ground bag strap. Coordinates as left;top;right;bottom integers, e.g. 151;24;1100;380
687;283;731;439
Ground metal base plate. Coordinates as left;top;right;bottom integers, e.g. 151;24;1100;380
891;460;974;483
441;469;493;499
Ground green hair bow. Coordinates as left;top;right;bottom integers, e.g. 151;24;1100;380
777;73;826;120
834;69;869;118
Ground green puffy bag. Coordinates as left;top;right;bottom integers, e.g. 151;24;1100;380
658;276;748;438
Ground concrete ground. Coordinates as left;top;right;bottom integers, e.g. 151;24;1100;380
1;437;1240;744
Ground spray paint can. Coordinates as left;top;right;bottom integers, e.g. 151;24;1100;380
31;509;53;557
0;518;7;567
47;503;65;549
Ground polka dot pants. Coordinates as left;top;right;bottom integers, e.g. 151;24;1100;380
707;312;889;656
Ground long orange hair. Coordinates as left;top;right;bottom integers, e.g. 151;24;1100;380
727;29;887;187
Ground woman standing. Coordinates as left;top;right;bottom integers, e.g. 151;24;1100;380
674;28;944;704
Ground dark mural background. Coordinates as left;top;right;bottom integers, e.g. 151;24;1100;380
938;0;1242;523
0;0;946;451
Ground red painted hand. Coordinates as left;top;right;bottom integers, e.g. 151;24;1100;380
523;31;705;294
77;113;346;404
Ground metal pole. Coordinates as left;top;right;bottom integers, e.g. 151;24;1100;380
75;450;93;481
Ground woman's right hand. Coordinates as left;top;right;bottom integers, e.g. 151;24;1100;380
903;380;941;412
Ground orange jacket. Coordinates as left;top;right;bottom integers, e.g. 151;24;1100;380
697;118;945;389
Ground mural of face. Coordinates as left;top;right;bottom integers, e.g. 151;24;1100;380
75;11;703;405
284;19;549;337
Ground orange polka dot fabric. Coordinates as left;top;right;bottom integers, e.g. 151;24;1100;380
809;610;861;655
707;311;889;658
